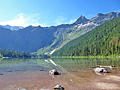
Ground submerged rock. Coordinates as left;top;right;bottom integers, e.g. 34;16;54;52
40;69;44;71
7;70;13;72
0;74;4;75
94;67;108;73
19;88;26;90
49;69;61;75
54;85;64;90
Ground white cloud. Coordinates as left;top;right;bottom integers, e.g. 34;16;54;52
68;19;77;24
55;16;67;25
0;14;77;27
55;16;77;25
0;13;45;27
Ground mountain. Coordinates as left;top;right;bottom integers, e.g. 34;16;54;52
0;12;120;53
0;25;24;30
52;17;120;56
43;12;120;54
0;26;56;52
90;12;120;25
73;16;89;25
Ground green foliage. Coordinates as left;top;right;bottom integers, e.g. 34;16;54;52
0;53;2;58
0;48;32;58
53;17;120;56
38;54;50;59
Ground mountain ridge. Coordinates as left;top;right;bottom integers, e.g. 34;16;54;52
0;11;120;54
0;25;24;31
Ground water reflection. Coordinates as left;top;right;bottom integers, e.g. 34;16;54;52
0;58;120;89
0;58;120;74
0;59;50;74
52;58;120;72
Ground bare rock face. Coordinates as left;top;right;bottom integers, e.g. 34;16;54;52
73;16;89;25
49;69;61;75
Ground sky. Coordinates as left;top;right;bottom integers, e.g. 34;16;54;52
0;0;119;27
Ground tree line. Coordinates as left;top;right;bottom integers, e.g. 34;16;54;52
0;48;32;58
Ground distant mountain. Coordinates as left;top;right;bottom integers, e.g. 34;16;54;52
0;26;56;52
53;17;120;56
0;25;24;30
90;12;120;25
0;12;120;53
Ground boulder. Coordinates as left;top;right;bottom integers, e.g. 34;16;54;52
94;67;108;73
49;69;61;75
109;65;115;70
54;85;64;90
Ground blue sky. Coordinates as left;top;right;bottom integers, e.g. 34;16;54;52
0;0;119;27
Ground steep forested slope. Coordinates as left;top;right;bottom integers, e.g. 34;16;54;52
53;17;120;56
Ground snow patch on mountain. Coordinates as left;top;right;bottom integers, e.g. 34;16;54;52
75;22;98;29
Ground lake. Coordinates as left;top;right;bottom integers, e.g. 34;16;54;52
0;58;120;90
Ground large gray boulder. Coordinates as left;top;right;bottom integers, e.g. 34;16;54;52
94;67;108;73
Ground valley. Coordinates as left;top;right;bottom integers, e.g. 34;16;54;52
0;12;120;56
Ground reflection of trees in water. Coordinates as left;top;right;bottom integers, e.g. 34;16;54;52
0;58;28;66
52;58;120;71
0;58;119;72
0;59;53;72
0;59;56;70
34;59;55;70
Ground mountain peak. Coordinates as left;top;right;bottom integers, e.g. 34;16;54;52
73;16;89;25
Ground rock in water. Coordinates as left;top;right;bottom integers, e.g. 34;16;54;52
49;69;61;75
109;66;115;70
54;85;64;90
94;67;108;73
